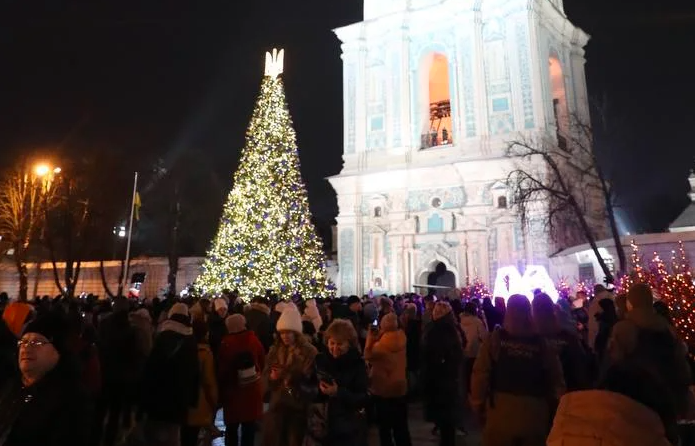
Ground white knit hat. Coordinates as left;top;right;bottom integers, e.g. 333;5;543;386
168;302;189;319
303;299;322;332
276;306;303;334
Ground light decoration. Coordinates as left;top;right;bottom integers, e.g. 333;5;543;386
460;276;492;301
556;277;572;301
658;242;695;352
195;49;330;301
492;265;559;302
615;240;695;355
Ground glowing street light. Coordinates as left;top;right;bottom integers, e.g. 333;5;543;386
113;225;127;238
34;164;50;177
34;164;61;177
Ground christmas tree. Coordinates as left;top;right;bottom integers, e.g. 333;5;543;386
196;49;330;300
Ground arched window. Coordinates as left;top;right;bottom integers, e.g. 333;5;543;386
497;196;508;209
374;206;382;218
549;55;568;146
427;213;444;233
420;53;453;149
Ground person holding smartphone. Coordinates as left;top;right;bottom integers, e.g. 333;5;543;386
261;304;317;446
304;319;369;446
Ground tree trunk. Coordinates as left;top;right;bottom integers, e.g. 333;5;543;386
14;246;28;302
167;184;180;296
604;192;626;275
99;259;125;299
570;196;614;284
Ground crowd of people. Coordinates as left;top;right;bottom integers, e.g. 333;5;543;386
0;282;693;446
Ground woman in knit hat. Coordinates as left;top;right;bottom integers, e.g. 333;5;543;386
0;311;91;445
218;314;265;446
261;304;317;446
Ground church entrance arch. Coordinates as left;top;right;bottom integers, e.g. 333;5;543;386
417;259;459;291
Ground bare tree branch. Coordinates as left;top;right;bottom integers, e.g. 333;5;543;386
505;109;627;283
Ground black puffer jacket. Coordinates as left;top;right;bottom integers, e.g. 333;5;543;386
304;349;369;446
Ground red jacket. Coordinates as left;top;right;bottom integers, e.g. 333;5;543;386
218;330;265;423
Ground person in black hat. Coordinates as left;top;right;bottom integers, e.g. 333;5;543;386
0;311;91;446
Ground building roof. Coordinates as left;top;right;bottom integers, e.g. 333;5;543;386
669;171;695;232
670;202;695;232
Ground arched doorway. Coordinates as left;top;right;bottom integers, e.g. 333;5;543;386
417;260;458;294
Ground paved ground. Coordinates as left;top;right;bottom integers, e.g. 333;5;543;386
213;403;482;445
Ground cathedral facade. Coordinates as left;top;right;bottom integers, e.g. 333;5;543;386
329;0;591;296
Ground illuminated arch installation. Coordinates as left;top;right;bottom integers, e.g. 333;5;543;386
492;265;559;302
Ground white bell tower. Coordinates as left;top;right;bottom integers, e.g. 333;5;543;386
330;0;591;296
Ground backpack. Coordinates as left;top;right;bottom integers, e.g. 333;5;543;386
626;327;690;415
232;350;259;386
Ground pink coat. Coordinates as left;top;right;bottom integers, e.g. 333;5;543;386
218;330;266;423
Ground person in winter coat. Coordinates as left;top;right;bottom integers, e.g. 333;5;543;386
129;307;154;357
421;302;464;446
304;319;369;446
141;303;200;446
244;297;273;353
588;285;613;352
96;297;146;446
471;294;565;446
482;298;502;332
0;311;91;446
460;302;488;393
548;363;675;446
182;320;218;446
400;303;421;395
594;298;618;364
261;304;318;446
0;302;34;387
532;293;589;392
606;283;692;418
218;314;265;446
209;299;229;361
365;313;412;446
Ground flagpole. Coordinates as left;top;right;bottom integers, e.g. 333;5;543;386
121;172;138;296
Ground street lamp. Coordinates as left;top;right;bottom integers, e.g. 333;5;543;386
34;164;50;177
34;163;61;177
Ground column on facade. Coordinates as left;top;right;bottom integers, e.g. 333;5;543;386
526;11;548;130
569;45;589;124
472;8;489;143
356;37;369;170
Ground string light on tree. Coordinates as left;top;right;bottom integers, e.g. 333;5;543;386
196;49;331;301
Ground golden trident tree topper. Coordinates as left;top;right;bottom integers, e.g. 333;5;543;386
265;48;285;78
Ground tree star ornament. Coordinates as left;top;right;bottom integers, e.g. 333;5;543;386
265;48;284;78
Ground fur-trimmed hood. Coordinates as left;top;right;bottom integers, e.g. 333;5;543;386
158;318;193;336
245;302;271;316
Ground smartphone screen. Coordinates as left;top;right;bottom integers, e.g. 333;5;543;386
372;319;379;327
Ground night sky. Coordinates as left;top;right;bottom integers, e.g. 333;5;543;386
1;0;693;257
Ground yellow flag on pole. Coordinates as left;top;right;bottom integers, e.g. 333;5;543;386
134;192;142;221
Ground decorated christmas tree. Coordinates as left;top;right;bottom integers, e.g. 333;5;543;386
196;49;330;300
